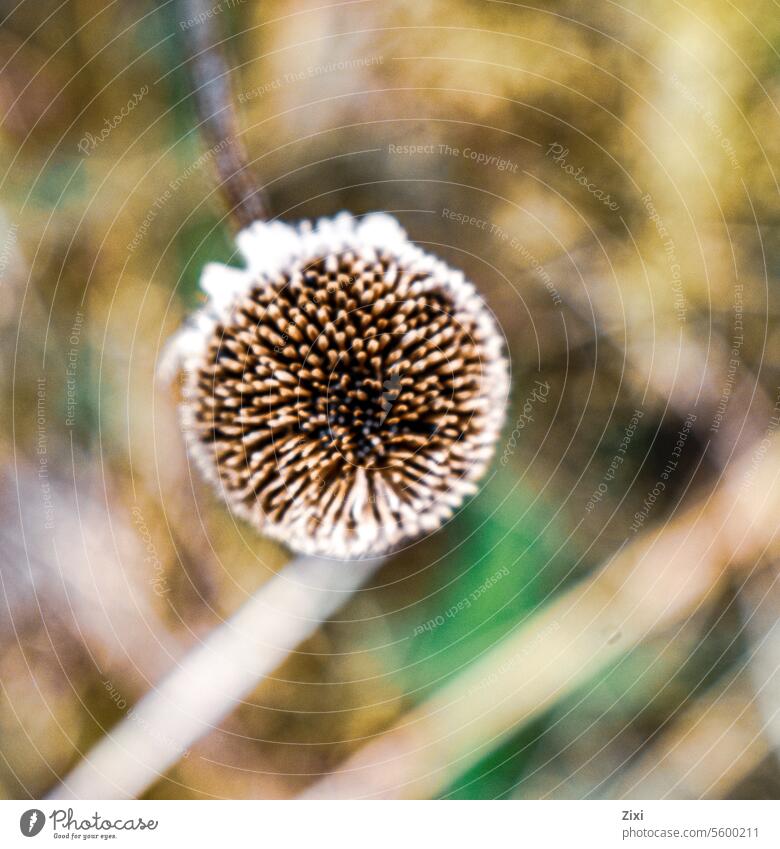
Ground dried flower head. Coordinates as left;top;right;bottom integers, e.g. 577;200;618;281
169;213;508;557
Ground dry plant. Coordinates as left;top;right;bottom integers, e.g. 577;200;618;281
49;0;507;799
3;0;776;803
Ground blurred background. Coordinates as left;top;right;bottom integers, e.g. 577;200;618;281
1;0;779;799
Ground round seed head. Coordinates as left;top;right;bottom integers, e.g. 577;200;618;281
170;213;509;557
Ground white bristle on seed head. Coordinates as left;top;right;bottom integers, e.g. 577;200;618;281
166;213;509;558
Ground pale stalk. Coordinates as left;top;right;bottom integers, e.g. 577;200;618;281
49;554;383;799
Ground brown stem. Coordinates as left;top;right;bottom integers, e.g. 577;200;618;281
179;0;268;227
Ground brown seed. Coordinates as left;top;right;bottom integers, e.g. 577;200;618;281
172;214;509;557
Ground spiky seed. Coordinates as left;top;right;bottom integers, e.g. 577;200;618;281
168;213;509;557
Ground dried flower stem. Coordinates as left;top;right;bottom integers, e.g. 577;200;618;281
180;0;267;227
48;1;390;803
49;554;383;799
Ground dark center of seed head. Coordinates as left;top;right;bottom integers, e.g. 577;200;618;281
322;369;402;463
